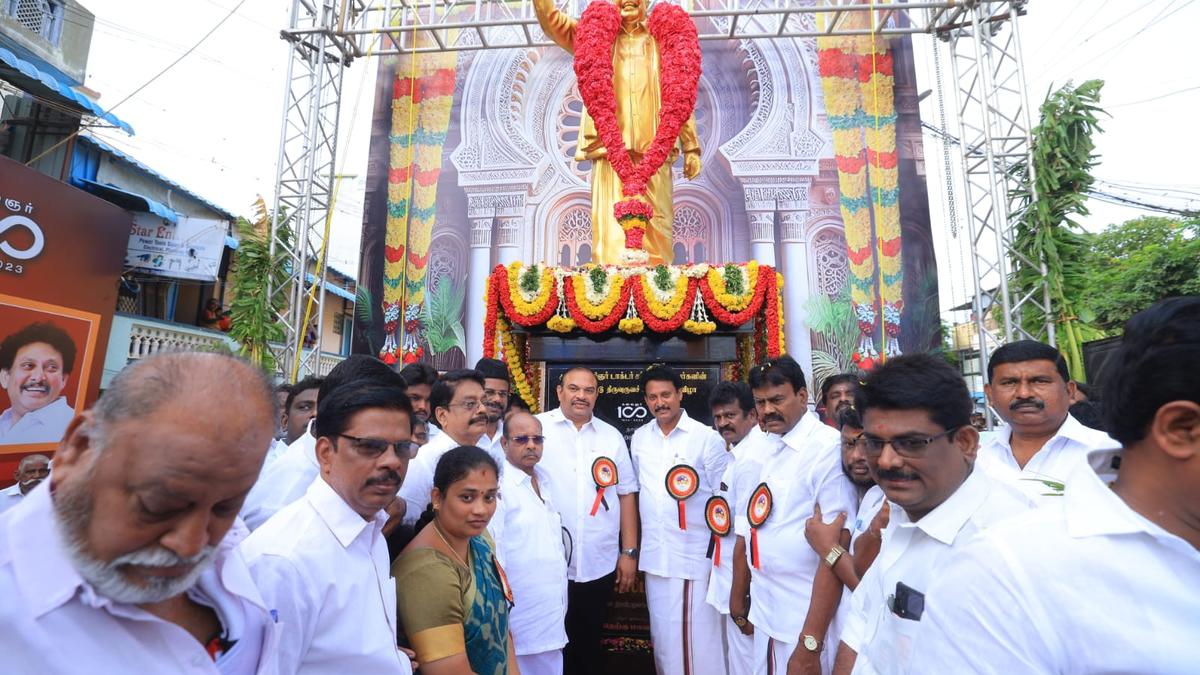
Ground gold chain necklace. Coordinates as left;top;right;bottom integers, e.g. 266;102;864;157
432;521;469;568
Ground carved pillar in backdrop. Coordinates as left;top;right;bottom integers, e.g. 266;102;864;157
467;209;495;367
779;205;814;385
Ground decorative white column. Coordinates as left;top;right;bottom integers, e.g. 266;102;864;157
744;211;775;266
466;216;494;367
779;209;814;386
495;215;522;266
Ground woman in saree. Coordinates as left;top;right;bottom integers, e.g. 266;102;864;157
394;445;520;675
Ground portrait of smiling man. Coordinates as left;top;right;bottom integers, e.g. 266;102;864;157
0;322;79;445
0;352;281;674
980;340;1118;503
831;354;1031;675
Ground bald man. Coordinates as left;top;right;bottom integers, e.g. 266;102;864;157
0;352;281;674
0;454;50;514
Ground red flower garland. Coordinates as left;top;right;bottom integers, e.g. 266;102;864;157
564;276;631;333
483;268;502;358
495;265;559;327
697;266;772;325
573;2;702;199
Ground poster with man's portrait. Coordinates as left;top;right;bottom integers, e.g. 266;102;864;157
0;295;99;451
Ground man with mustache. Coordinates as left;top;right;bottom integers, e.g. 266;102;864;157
490;411;569;675
829;354;1031;675
630;364;729;675
400;362;439;441
241;355;408;531
818;374;858;428
909;297;1200;673
706;381;766;675
0;352;280;673
475;357;512;458
0;453;50;514
800;407;889;597
242;380;418;674
536;366;639;675
733;355;852;675
398;369;499;524
981;340;1117;503
0;322;78;445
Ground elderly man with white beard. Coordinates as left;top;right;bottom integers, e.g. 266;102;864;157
0;352;281;674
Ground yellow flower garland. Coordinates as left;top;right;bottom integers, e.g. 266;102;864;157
574;272;625;320
706;261;760;311
498;316;538;411
641;272;689;319
506;262;555;317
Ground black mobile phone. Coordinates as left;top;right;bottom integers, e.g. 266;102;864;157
889;581;925;621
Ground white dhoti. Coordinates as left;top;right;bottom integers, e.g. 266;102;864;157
516;649;563;675
753;632;838;675
724;615;755;675
644;573;727;675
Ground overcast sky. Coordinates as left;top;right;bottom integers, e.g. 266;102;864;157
78;0;1199;312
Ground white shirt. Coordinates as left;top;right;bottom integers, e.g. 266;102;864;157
397;428;504;525
0;396;75;445
489;461;569;656
479;420;504;458
240;429;318;531
978;413;1119;503
241;477;411;675
262;439;289;468
630;410;730;580
0;483;27;514
536;408;639;582
738;412;858;643
850;485;887;550
909;451;1200;674
706;425;767;614
0;483;280;674
841;469;1032;674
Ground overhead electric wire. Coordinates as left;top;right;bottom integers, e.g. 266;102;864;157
1107;84;1200;108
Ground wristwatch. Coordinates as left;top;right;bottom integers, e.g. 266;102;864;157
802;634;823;652
824;544;848;568
732;615;748;628
620;547;639;559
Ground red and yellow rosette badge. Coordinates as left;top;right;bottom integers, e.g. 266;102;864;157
494;556;514;606
704;495;732;567
590;456;619;516
665;464;700;530
746;483;773;569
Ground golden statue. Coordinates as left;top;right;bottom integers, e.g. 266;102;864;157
534;0;702;266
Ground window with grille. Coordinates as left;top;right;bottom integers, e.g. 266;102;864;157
557;206;592;266
5;0;64;45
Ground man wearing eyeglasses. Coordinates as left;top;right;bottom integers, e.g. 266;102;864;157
735;355;852;675
238;381;417;667
490;411;569;675
829;354;1031;675
536;366;639;675
398;369;500;525
242;381;419;674
475;358;512;459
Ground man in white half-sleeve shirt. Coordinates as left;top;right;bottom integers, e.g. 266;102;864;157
489;412;569;675
241;356;407;530
241;380;419;675
704;381;765;675
536;366;639;675
829;354;1032;675
979;340;1118;503
0;352;281;674
735;355;856;675
910;297;1200;674
399;369;500;525
630;364;730;675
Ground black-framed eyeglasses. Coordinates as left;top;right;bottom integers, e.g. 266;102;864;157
447;399;482;412
857;427;960;459
337;433;419;460
509;434;545;445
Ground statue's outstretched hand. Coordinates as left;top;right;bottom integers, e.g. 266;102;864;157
683;152;702;180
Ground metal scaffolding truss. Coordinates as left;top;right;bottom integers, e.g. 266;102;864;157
268;0;1040;378
940;0;1048;389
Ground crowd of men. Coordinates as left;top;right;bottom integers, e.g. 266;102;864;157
0;295;1196;674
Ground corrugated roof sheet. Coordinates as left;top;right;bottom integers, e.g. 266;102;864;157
0;43;134;135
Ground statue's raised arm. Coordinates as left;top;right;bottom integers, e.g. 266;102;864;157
533;0;577;53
